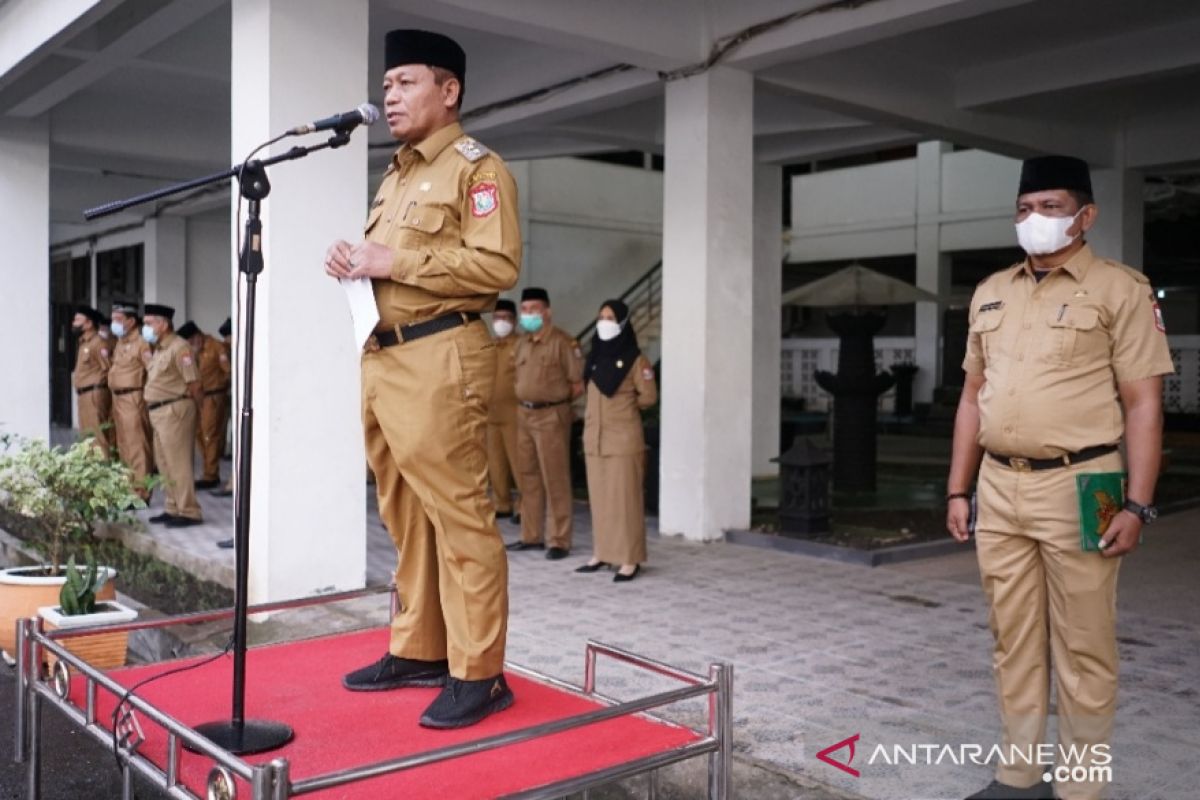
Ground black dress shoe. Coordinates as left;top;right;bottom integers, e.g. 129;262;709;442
194;478;220;489
419;675;513;729
505;541;544;551
342;654;449;692
511;513;521;525
494;510;513;519
545;547;569;560
575;561;608;573
165;516;202;528
210;488;233;497
613;565;641;582
216;538;235;549
965;779;1055;800
148;512;176;524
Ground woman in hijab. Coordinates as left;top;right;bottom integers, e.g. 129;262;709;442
577;300;658;582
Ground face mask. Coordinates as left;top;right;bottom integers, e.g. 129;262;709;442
110;320;126;338
71;324;84;335
1015;209;1083;255
519;313;544;334
492;319;514;338
141;324;158;344
595;320;622;341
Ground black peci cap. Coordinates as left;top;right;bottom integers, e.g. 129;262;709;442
144;303;175;321
521;287;550;305
176;321;199;339
75;305;104;326
385;29;466;83
494;299;516;314
1018;155;1092;198
219;317;232;337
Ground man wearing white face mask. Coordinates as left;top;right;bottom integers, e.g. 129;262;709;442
487;298;521;520
947;156;1174;800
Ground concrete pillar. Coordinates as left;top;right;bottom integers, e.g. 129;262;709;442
660;67;754;541
143;216;187;315
1090;168;1144;268
231;0;368;601
752;163;782;477
0;119;50;442
914;141;951;404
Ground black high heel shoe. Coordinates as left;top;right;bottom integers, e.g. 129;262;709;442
613;565;640;583
574;561;608;573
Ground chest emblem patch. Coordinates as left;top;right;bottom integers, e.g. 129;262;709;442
1152;301;1167;333
469;182;498;218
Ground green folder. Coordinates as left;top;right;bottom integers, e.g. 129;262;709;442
1075;472;1127;552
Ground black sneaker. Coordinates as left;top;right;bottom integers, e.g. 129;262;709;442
545;547;570;560
419;675;514;729
966;779;1055;800
342;654;449;692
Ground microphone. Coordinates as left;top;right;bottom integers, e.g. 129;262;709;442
287;103;379;136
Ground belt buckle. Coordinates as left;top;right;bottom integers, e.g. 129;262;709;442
1009;457;1032;472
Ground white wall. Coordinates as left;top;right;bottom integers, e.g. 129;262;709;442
185;211;231;330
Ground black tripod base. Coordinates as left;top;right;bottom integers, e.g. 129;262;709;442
190;719;294;755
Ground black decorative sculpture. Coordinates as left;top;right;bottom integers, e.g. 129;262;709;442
773;437;831;536
815;311;895;492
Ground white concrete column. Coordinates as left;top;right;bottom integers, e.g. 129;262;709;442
231;0;368;601
914;140;951;404
0;119;50;442
660;67;754;541
1090;167;1144;268
143;216;187;315
752;163;782;477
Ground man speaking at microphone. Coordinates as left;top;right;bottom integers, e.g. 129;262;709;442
324;29;520;729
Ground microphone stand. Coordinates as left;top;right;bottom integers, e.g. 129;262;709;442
85;128;355;755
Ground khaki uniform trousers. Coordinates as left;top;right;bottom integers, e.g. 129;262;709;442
149;400;202;520
976;450;1123;800
487;419;519;514
78;388;113;456
362;321;508;680
196;392;228;481
516;404;574;549
112;391;153;500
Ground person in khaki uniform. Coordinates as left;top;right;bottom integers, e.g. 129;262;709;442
508;287;584;560
213;317;236;507
178;321;231;489
71;305;113;456
142;304;204;528
323;29;520;729
107;301;154;501
486;298;521;518
577;300;657;582
947;157;1174;800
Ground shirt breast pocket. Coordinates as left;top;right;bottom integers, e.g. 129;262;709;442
397;207;446;248
363;203;385;235
1044;306;1102;366
970;312;1005;361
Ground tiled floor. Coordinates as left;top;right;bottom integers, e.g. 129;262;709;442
125;470;1200;800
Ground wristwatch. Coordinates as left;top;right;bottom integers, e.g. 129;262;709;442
1123;499;1158;525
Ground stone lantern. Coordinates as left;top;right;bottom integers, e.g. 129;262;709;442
772;436;831;537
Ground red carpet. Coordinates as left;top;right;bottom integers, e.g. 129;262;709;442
68;628;700;798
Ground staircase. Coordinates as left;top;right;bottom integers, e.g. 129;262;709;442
576;261;663;365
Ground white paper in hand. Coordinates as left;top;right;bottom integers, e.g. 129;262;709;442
340;277;380;349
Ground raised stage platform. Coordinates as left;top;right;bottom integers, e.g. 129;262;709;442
12;588;732;799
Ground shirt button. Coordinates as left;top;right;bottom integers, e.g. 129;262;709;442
1004;426;1014;434
1023;322;1031;330
412;218;420;224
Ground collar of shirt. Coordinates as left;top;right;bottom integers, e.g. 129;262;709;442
1014;243;1095;283
391;121;465;169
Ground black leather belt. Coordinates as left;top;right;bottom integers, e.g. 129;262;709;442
76;383;108;396
112;387;141;396
147;396;187;411
519;399;570;410
205;388;229;397
372;312;481;349
988;444;1118;472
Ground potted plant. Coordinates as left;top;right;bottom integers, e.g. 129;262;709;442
0;434;148;667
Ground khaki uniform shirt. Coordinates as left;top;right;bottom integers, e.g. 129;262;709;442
514;326;584;404
195;334;230;392
366;121;521;329
72;331;111;390
108;330;152;391
964;244;1175;459
144;332;200;403
488;334;520;424
583;355;658;456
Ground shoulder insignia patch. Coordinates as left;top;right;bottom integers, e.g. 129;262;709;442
469;181;498;217
180;354;193;367
454;138;488;163
100;348;109;359
642;367;655;381
1152;301;1167;333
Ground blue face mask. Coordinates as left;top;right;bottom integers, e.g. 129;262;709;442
141;324;157;344
519;313;544;334
110;320;126;338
